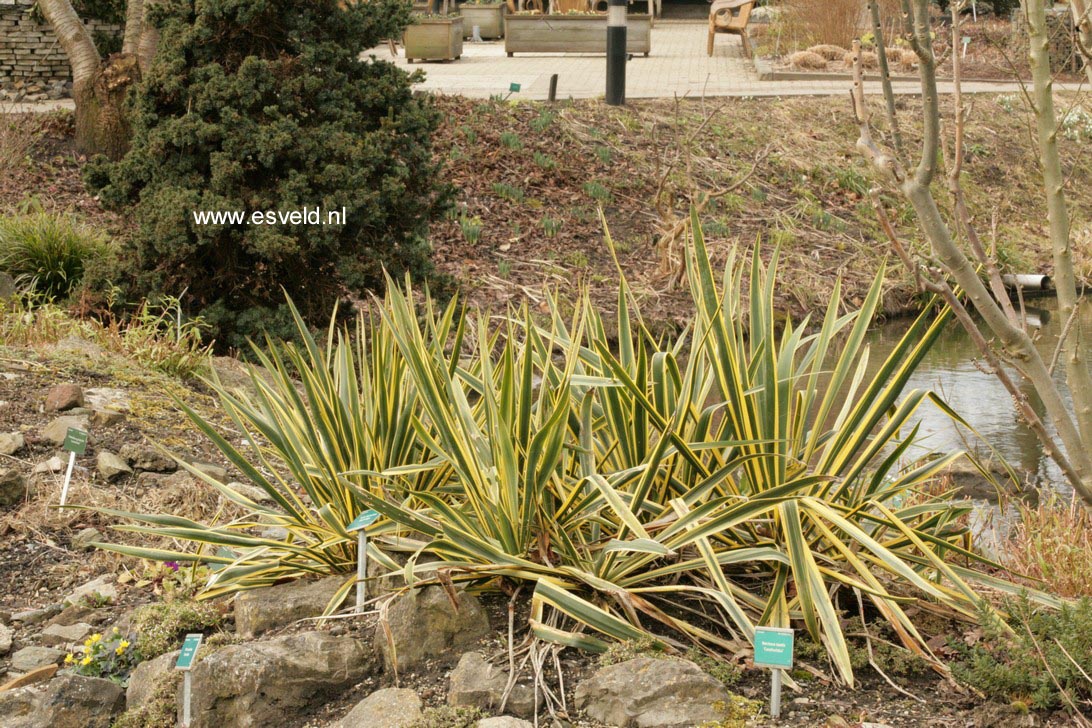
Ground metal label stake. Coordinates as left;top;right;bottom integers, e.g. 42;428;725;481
59;427;88;507
346;509;380;612
175;633;203;727
752;626;794;719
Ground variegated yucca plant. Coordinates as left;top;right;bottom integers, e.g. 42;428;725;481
93;213;1051;685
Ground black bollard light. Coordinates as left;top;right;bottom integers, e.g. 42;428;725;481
606;0;626;106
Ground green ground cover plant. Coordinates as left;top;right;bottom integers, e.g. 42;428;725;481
952;596;1092;713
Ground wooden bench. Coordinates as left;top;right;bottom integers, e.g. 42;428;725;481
708;0;754;57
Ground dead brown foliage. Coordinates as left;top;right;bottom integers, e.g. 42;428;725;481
789;50;829;70
783;0;865;49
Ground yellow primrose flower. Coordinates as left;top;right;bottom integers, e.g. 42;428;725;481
115;640;130;655
80;656;92;666
89;634;102;644
64;654;74;664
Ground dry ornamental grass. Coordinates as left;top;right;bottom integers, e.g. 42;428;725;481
1000;493;1092;599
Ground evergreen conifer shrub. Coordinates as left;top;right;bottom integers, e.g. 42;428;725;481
87;0;451;347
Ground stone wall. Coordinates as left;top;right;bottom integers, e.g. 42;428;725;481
0;0;121;101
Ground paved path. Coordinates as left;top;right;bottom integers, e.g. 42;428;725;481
369;21;1072;100
7;22;1075;114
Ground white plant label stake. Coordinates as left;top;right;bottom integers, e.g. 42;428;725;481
752;626;794;719
346;509;380;612
59;427;88;507
175;633;203;727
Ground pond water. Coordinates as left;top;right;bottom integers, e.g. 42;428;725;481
866;296;1085;499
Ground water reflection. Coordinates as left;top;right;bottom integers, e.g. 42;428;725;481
866;298;1084;494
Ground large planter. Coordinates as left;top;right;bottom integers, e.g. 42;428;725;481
505;14;651;57
404;17;465;62
461;3;506;39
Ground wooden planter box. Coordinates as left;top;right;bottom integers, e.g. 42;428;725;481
404;17;465;62
461;4;506;39
505;14;651;57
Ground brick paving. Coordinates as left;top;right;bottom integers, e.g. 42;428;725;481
368;21;1069;101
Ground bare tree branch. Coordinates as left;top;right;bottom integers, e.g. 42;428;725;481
854;0;1092;506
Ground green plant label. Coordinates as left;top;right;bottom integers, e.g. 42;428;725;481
63;428;88;455
346;509;380;533
509;82;521;92
175;633;204;671
753;626;794;669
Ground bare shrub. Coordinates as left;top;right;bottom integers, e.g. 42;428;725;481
0;105;41;178
784;0;865;49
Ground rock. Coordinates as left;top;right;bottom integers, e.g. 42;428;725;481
12;605;62;626
39;622;93;646
191;462;228;481
10;645;66;672
339;687;422;728
448;651;538;718
96;451;132;481
0;622;12;655
126;650;178;711
120;443;176;473
260;525;288;540
477;719;534;728
0;674;125;728
230;482;275;504
45;604;96;628
71;527;103;551
41;415;90;446
0;272;15;299
0;431;25;455
83;387;130;413
53;336;104;359
32;456;65;474
376;586;491;672
64;575;118;606
0;467;30;507
135;472;170;489
90;410;125;427
234;575;344;639
45;384;85;412
574;657;736;728
187;631;378;728
0;665;58;692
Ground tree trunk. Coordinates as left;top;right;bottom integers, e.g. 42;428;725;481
1027;0;1092;451
73;53;141;160
121;0;144;56
39;0;144;159
856;0;1092;505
